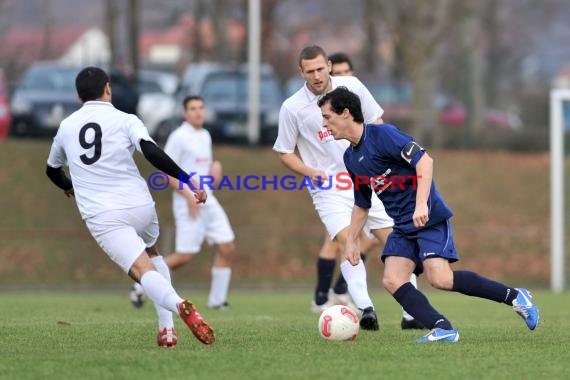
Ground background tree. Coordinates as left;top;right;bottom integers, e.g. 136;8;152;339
362;0;379;74
260;0;280;64
105;0;117;67
192;0;205;62
128;0;140;75
40;0;54;61
371;0;459;146
209;0;230;62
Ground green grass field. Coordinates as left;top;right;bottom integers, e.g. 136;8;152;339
1;291;568;380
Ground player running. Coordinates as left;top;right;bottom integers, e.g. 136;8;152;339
318;86;539;342
46;66;215;347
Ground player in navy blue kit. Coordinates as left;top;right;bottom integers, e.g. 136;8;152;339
317;86;540;343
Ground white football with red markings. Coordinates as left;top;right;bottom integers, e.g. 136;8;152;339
318;304;359;341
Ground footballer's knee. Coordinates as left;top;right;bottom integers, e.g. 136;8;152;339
215;242;235;265
145;245;160;257
425;270;454;290
318;237;338;260
382;273;407;295
424;258;454;290
129;250;155;282
165;252;194;269
370;227;392;246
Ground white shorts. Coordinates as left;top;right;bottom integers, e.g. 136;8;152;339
173;195;235;253
312;189;393;240
84;204;159;273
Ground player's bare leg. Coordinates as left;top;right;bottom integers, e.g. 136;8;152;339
164;251;194;269
367;228;424;330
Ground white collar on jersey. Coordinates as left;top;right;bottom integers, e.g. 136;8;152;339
84;100;113;107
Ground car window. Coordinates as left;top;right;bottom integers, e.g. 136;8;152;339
138;79;163;94
201;73;282;106
21;67;77;91
364;81;412;105
201;73;239;102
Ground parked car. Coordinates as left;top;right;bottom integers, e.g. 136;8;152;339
138;69;178;96
164;63;283;144
288;75;521;130
10;62;80;137
136;69;179;139
0;68;11;140
108;68;139;116
435;95;522;130
360;77;522;130
145;63;234;142
10;62;145;138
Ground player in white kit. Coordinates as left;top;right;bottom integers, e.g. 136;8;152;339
131;96;235;310
273;46;393;330
45;66;215;347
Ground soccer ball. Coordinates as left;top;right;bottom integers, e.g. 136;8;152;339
318;305;359;341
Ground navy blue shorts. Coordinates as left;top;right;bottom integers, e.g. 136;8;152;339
381;219;459;276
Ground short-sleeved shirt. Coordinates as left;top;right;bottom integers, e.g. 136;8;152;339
273;76;383;192
164;122;214;204
343;123;453;234
47;101;155;219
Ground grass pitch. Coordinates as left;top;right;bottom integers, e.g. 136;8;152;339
1;290;568;380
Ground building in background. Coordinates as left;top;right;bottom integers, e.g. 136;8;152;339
58;28;110;67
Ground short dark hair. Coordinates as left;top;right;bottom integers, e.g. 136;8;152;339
329;52;353;70
317;86;364;123
298;45;327;67
183;95;204;109
75;66;109;102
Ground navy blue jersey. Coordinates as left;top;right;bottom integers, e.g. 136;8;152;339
343;123;453;233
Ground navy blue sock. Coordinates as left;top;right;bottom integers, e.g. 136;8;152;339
452;271;518;305
315;258;335;305
392;282;453;330
332;275;348;295
333;253;366;294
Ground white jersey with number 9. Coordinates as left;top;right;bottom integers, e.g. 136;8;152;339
47;101;155;220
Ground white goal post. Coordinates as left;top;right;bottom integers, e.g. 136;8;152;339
549;89;568;293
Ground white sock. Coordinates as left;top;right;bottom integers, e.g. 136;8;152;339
151;256;174;329
140;271;183;314
409;273;418;287
402;274;418;321
340;260;373;310
133;282;144;295
208;267;232;308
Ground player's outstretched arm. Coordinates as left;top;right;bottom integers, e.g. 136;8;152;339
45;165;74;197
139;139;206;203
